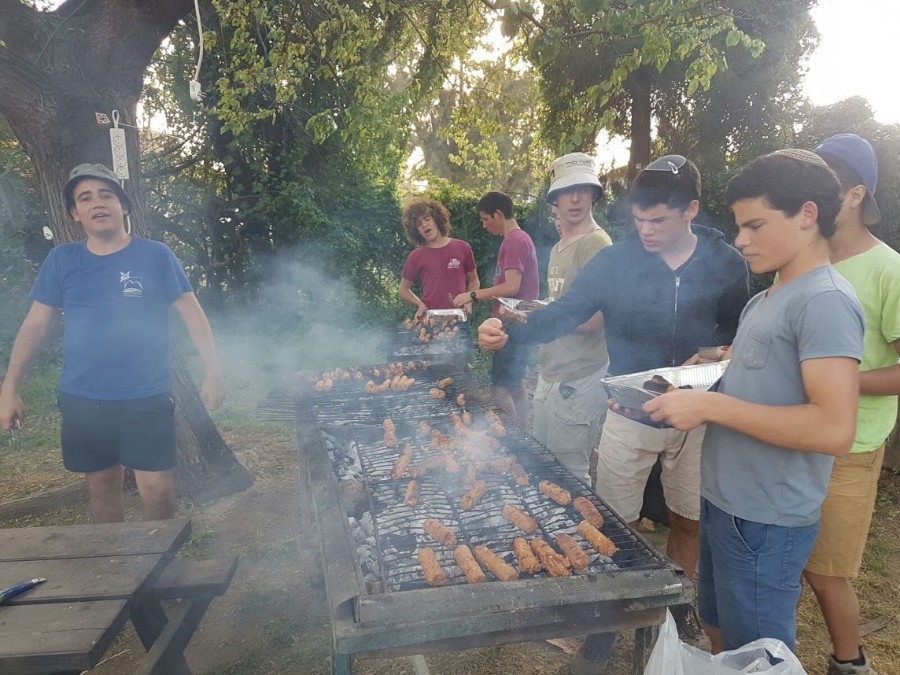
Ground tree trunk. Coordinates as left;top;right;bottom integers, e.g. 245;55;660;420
627;67;652;180
0;0;252;501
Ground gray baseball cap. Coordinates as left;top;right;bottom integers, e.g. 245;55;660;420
63;163;131;213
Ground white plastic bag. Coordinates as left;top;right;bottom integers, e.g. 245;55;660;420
644;610;808;675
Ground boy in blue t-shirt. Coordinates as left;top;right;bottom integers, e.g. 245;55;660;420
644;150;865;654
0;163;225;523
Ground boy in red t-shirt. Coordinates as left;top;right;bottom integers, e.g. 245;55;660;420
399;198;479;319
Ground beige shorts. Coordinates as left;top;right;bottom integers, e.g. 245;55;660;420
805;445;884;579
593;410;704;523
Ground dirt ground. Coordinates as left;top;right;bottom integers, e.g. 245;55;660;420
2;367;899;675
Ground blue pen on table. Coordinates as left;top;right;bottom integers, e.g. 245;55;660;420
0;578;47;605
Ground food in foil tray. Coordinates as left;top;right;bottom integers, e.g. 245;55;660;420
401;311;466;343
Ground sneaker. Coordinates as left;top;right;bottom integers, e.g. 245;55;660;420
671;604;711;652
828;649;878;675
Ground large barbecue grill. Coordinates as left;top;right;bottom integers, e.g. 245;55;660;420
262;365;691;674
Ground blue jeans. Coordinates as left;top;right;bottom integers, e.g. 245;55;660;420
697;497;819;652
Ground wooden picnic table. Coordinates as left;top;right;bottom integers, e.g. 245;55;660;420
0;518;235;675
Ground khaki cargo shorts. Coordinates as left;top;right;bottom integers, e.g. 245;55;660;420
593;409;704;523
805;445;884;579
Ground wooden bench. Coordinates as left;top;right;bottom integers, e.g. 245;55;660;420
132;556;238;675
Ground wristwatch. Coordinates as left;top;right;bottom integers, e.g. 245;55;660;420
470;291;478;303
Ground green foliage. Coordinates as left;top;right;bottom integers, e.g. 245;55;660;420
531;0;762;155
796;97;900;253
0;122;45;361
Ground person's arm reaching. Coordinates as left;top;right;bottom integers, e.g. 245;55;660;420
399;278;428;319
644;356;859;456
0;302;57;430
173;293;225;411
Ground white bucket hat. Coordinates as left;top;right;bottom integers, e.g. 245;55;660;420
547;152;603;204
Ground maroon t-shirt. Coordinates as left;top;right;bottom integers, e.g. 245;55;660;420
401;238;477;310
493;228;539;316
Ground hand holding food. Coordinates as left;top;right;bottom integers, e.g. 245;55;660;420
477;318;508;351
642;389;713;431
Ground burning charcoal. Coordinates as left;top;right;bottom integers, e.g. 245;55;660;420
512;537;541;574
423;518;457;547
418;547;448;586
530;539;571;577
473;545;519;581
454;545;487;584
460;480;488;510
573;497;604;528
577;521;618;558
503;504;539;534
538;480;572;506
555;534;589;570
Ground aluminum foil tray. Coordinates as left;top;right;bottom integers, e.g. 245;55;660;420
425;308;467;322
601;360;729;410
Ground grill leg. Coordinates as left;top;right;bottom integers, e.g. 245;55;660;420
331;649;352;675
633;625;659;673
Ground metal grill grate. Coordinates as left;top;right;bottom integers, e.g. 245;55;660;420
300;372;668;591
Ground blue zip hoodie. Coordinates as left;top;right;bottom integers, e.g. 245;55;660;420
506;224;750;376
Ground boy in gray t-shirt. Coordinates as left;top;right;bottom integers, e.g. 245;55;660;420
644;150;864;655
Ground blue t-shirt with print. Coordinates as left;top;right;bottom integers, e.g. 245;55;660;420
29;238;193;400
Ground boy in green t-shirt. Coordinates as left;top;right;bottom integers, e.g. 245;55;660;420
807;133;900;675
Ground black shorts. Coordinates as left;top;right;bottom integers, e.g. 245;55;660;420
490;342;531;388
58;391;177;473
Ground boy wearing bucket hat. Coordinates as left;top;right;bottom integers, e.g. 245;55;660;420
803;133;900;675
531;152;612;481
0;163;225;523
478;155;749;645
